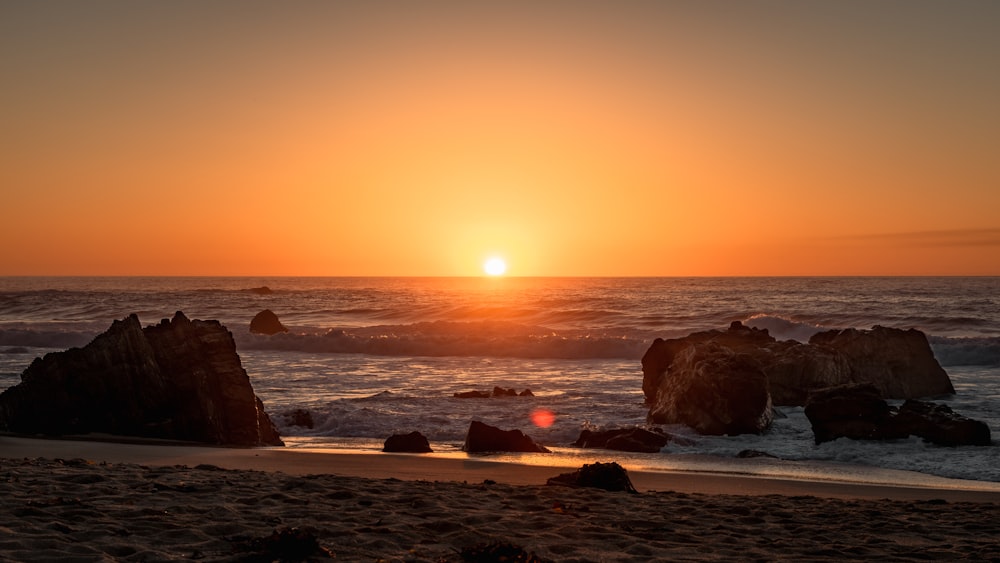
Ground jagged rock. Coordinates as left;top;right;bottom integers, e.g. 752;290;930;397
0;312;283;446
454;390;491;399
519;389;534;397
281;408;315;429
893;400;992;446
642;322;954;423
810;326;955;399
573;427;678;453
546;462;638;493
648;342;774;435
383;431;433;453
249;309;288;335
804;383;991;446
462;420;550;453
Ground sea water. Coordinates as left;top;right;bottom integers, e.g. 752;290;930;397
1;276;998;487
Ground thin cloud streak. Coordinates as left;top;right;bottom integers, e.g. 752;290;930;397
827;228;1000;248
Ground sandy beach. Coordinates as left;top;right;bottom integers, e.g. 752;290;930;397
2;436;999;562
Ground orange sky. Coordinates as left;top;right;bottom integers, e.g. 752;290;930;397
2;1;998;276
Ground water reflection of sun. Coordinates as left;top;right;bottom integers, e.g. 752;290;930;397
483;257;507;276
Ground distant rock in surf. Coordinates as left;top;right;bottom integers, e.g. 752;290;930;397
0;312;283;447
250;309;288;335
280;408;315;429
462;420;549;453
453;387;534;398
383;431;433;453
245;286;274;295
804;383;992;446
572;426;689;453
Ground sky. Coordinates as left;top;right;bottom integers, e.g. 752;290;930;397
2;1;998;276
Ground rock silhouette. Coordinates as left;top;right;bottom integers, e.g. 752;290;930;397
642;322;954;435
0;312;283;446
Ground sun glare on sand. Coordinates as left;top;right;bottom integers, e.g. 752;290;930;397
483;257;507;276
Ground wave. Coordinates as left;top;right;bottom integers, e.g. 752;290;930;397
929;336;1000;367
3;314;998;366
234;320;650;360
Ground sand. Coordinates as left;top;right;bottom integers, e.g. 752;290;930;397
2;436;1000;562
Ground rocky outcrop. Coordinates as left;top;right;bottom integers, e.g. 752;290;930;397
383;431;433;453
249;309;288;335
803;383;991;446
642;322;954;423
0;312;283;446
462;421;549;453
647;342;774;435
810;327;954;399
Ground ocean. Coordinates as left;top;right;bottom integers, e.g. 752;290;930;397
1;276;998;488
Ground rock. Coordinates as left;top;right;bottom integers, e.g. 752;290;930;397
804;384;991;446
648;342;774;435
810;326;955;399
546;462;638;493
249;309;288;335
803;383;904;444
0;312;283;447
383;431;433;453
462;421;550;453
452;388;533;398
573;427;674;453
736;449;779;459
453;390;492;399
643;322;954;419
245;286;274;295
281;408;314;429
893;400;992;446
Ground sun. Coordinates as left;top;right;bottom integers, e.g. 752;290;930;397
483;257;507;276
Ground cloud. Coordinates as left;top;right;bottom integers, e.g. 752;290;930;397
830;228;1000;248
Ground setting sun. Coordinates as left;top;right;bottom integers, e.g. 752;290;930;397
483;257;507;276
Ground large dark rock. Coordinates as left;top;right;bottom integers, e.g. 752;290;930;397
0;312;283;446
642;322;954;418
810;326;955;399
803;383;991;446
803;383;904;444
249;309;288;335
892;400;992;447
462;420;550;453
647;342;774;435
383;431;433;453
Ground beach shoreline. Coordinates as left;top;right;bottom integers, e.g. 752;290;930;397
3;435;1000;561
3;435;998;502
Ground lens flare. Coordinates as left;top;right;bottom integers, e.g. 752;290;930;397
531;408;555;428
